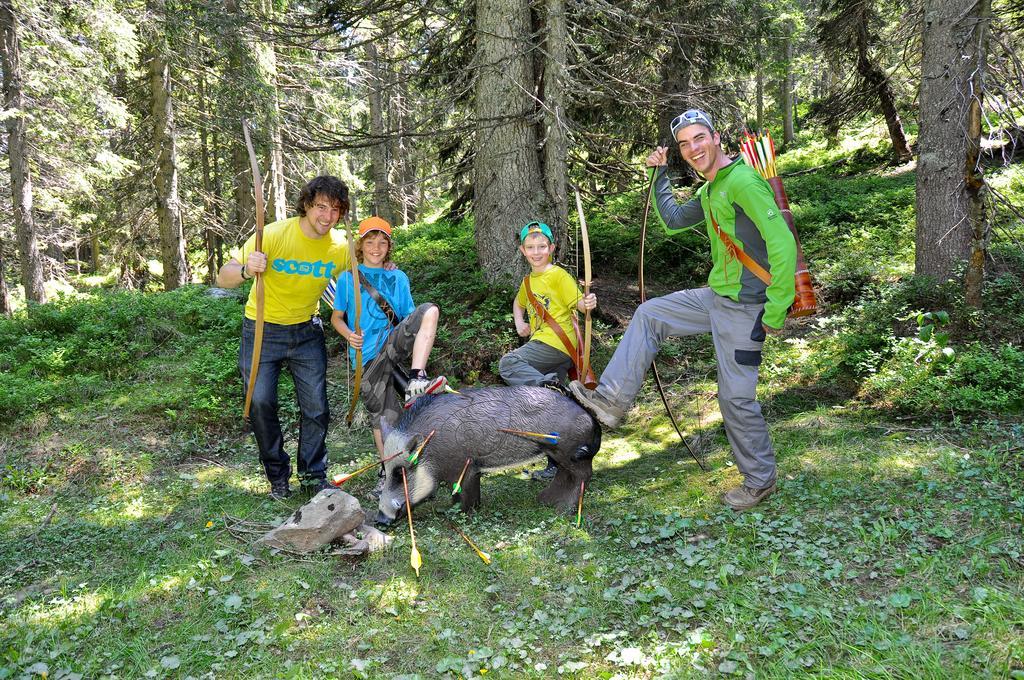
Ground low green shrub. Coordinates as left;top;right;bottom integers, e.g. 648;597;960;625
0;286;241;424
864;342;1024;416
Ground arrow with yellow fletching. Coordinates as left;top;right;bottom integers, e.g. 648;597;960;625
497;428;560;445
447;519;491;565
401;467;421;577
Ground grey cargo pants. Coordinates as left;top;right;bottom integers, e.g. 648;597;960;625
596;287;776;489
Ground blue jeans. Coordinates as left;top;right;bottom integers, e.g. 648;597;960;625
238;317;329;485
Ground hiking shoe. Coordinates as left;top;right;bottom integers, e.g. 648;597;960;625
567;381;625;429
302;478;333;495
722;483;777;511
269;481;292;500
405;375;448;406
530;462;558;482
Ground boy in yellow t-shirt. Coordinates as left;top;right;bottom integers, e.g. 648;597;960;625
217;175;350;500
499;221;597;479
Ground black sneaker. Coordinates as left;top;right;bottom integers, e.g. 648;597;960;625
269;481;292;500
530;462;558;482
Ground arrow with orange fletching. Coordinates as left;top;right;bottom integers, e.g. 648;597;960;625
330;449;404;486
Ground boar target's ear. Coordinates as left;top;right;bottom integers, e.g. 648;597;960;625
406;432;426;454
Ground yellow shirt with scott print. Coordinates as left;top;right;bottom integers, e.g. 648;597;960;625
233;216;351;325
515;265;583;357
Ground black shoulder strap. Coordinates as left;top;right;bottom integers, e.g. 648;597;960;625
358;270;400;327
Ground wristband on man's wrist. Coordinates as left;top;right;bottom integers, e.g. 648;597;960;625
240;264;250;280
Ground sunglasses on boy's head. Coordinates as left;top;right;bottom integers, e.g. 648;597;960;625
670;109;714;137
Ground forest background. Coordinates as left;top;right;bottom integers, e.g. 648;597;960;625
1;0;1023;677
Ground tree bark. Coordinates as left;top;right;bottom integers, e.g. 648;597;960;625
656;1;693;177
781;21;795;147
391;71;418;225
0;245;10;315
541;0;569;251
0;0;45;304
962;0;991;308
264;37;287;223
853;14;912;161
916;0;991;284
198;72;218;285
365;39;396;224
474;0;549;285
147;0;188;291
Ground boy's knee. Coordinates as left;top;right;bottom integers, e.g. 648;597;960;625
498;351;518;373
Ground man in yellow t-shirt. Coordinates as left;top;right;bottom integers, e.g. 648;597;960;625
217;175;350;500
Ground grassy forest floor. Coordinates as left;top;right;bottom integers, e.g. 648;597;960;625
1;134;1023;678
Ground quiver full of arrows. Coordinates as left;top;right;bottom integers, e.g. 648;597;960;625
741;131;818;318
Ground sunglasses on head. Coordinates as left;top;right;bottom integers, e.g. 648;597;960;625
670;109;714;136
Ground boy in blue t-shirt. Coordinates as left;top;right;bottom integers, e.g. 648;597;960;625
331;217;446;457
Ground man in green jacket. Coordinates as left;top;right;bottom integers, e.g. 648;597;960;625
569;109;796;511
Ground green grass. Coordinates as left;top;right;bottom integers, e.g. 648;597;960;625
2;355;1022;678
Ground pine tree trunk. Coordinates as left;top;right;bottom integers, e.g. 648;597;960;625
90;233;100;272
781;23;795;147
474;0;548;285
147;0;188;291
656;1;692;177
392;74;418;225
962;0;991;308
0;0;45;304
366;40;396;224
854;20;912;162
541;0;569;250
0;245;10;314
265;39;287;223
198;73;218;285
916;0;990;283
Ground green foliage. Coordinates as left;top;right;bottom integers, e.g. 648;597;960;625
785;168;916;304
582;189;708;289
864;342;1024;416
0;287;241;424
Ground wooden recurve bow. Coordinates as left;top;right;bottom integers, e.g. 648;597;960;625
573;187;593;383
640;167;707;471
241;122;265;421
345;217;362;426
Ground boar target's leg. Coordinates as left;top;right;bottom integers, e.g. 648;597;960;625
538;462;592;513
458;468;482;515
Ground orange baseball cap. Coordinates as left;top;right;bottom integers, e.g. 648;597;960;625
358;216;392;238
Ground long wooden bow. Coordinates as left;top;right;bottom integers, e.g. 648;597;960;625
345;216;362;426
241;122;265;421
639;167;706;471
573;187;592;381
